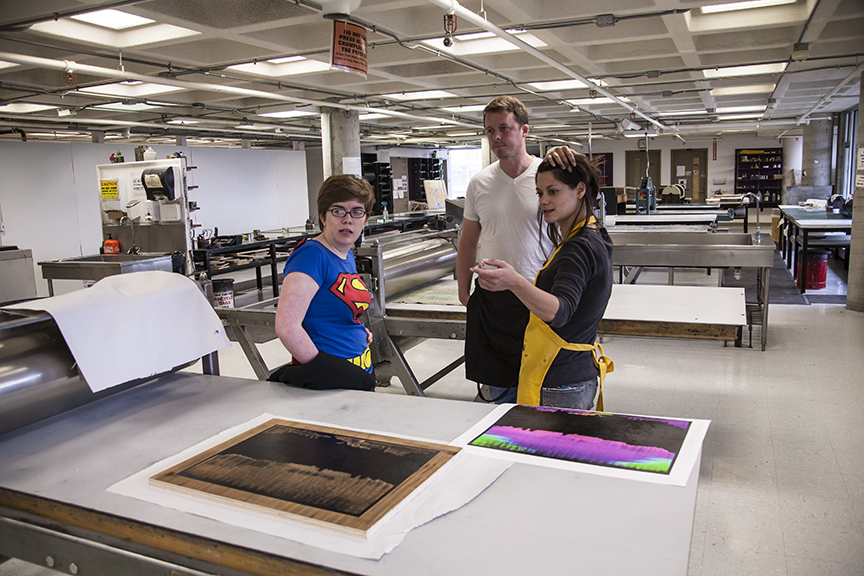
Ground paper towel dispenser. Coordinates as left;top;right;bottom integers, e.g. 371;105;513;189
141;167;175;201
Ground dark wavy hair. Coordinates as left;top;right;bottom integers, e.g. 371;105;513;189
536;155;605;248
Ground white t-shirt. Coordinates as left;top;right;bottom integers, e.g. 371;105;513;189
464;157;552;280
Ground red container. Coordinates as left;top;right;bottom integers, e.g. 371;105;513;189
103;235;120;255
797;251;828;290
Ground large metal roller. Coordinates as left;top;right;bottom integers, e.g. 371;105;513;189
379;238;456;299
0;310;163;436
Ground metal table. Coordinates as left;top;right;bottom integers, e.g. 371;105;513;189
608;231;774;350
609;213;721;227
37;254;174;296
778;205;852;294
0;373;705;576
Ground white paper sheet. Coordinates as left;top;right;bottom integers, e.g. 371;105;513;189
6;271;230;392
108;414;511;560
451;404;710;487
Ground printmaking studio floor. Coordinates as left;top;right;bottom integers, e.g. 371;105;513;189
4;225;863;575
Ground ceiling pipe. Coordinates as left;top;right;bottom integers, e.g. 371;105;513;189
0;51;477;129
796;61;864;125
424;0;666;131
0;115;315;139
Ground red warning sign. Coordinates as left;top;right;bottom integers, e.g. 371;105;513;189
331;21;367;77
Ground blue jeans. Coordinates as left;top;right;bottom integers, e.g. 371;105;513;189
482;377;598;410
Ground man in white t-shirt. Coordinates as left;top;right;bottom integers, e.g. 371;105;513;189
456;95;557;402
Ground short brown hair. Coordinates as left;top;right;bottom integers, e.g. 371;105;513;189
483;95;529;127
316;174;375;223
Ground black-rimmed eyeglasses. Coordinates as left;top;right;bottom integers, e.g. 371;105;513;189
328;207;367;219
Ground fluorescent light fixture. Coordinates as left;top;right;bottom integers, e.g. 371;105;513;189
92;102;158;112
30;14;198;47
0;103;57;113
445;130;478;137
228;57;331;77
715;105;766;113
624;132;656;138
531;124;570;129
79;83;184;97
566;97;628;106
234;123;278;130
359;113;391;120
0;60;18;70
701;0;796;14
365;134;408;140
703;63;787;78
258;110;317;118
70;9;154;29
420;31;546;56
528;79;589;91
167;119;199;125
382;90;457;101
716;113;765;120
440;105;487;113
28;132;87;138
711;84;775;96
657;110;710;116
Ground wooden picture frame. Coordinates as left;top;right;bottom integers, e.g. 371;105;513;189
150;418;460;537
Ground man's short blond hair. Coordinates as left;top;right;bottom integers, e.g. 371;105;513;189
483;95;529;127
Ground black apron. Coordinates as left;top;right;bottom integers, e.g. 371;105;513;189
464;280;530;388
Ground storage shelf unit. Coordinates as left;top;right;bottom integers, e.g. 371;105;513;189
408;157;443;202
735;148;783;205
362;154;393;216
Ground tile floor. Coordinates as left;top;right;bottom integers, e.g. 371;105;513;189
3;216;862;575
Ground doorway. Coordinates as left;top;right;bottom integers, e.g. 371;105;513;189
670;149;708;203
625;149;661;200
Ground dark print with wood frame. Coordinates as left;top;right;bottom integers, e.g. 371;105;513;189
150;418;461;537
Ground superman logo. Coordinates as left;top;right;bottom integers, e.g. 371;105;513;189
329;273;370;323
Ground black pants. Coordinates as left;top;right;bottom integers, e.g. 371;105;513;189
465;281;530;389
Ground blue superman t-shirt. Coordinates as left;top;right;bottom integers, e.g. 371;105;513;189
283;239;372;372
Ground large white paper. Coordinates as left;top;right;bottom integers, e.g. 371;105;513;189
6;271;230;392
108;414;510;559
451;404;710;487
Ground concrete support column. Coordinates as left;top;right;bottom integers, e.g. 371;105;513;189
801;118;832;186
91;131;104;143
846;72;864;312
480;137;493;169
175;135;187;146
320;107;360;178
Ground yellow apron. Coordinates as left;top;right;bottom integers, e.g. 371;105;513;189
516;217;614;409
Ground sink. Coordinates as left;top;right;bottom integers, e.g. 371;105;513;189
609;232;774;268
39;253;174;281
609;231;758;246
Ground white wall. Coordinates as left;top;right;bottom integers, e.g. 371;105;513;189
0;141;308;297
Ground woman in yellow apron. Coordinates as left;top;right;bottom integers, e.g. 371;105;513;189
471;156;613;410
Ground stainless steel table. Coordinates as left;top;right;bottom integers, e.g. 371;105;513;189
609;212;721;226
778;205;852;294
0;373;705;576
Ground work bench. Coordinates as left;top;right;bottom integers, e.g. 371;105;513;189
778;205;852;294
0;373;705;576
